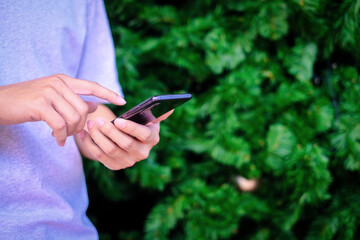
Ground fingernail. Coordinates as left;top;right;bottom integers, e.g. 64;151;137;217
114;118;126;129
87;120;94;129
58;140;65;147
96;118;105;127
117;96;126;105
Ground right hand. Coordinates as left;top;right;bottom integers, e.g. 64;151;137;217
0;74;126;146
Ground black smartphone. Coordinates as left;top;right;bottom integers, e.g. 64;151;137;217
112;93;192;125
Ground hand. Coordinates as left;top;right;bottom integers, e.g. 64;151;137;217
0;74;126;146
76;111;173;170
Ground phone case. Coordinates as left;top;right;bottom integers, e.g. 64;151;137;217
113;93;192;125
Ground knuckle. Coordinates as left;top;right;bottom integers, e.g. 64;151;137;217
53;121;66;131
34;94;48;107
104;162;122;170
69;113;81;124
93;150;104;160
143;130;153;142
54;73;67;78
122;140;134;150
127;161;136;168
108;165;121;171
42;86;56;96
123;159;136;168
52;74;68;83
51;75;66;85
105;145;118;156
153;135;160;145
138;150;150;160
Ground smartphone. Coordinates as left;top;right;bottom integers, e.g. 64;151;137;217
112;93;192;125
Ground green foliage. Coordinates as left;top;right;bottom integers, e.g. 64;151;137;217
265;124;297;172
281;40;318;82
84;0;360;239
127;153;172;191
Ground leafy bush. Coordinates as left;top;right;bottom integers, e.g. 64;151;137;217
85;0;360;239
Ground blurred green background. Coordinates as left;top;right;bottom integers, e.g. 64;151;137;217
84;0;360;239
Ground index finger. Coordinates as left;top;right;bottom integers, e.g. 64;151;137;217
59;75;126;106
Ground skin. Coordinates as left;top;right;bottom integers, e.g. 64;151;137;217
75;105;173;170
0;74;171;170
0;74;125;146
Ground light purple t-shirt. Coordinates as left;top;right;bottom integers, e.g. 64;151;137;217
0;0;122;239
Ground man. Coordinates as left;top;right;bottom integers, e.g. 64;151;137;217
0;0;170;238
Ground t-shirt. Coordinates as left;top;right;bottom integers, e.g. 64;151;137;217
0;0;122;239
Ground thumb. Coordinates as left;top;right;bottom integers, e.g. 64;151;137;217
152;109;174;123
86;101;99;113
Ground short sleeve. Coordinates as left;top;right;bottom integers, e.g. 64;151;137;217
77;0;123;103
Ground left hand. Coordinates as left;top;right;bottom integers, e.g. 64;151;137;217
76;111;173;170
